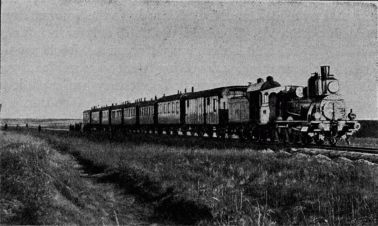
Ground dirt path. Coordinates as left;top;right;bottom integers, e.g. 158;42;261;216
50;150;167;225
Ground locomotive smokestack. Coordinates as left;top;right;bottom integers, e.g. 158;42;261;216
191;87;194;92
321;66;330;79
184;88;187;93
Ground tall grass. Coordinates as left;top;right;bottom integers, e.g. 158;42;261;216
41;132;378;225
0;131;99;225
0;132;53;224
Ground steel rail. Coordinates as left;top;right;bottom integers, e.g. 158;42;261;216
4;125;378;155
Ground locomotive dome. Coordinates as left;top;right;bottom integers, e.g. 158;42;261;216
247;78;265;92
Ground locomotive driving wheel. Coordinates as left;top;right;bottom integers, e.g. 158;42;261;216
314;134;325;145
284;128;293;144
275;126;286;143
301;133;312;145
328;136;338;146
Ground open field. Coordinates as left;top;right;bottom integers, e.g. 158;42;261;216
0;118;81;130
2;129;374;225
355;120;378;138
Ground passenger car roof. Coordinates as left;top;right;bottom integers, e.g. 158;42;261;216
158;93;182;102
184;86;247;99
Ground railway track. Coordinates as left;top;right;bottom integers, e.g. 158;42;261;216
241;140;378;155
4;126;378;155
80;129;378;156
304;144;378;154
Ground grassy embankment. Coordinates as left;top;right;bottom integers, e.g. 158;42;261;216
0;131;127;225
37;131;378;225
1;118;81;129
0;131;55;224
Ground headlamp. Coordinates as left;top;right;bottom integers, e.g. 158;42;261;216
354;122;361;130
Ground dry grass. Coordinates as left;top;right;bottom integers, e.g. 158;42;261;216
0;131;118;225
37;131;378;225
0;132;55;224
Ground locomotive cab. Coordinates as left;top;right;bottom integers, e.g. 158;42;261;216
247;76;284;124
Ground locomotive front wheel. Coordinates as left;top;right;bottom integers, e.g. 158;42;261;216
284;129;293;144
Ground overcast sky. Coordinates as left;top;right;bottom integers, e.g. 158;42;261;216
1;0;377;119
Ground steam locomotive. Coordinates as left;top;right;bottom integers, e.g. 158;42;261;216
82;66;360;145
